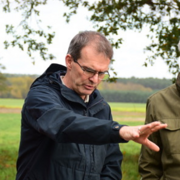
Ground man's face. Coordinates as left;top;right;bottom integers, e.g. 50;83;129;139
65;45;110;99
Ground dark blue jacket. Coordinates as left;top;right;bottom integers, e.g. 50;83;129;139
16;64;126;180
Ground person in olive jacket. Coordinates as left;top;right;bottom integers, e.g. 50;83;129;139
138;41;180;180
15;31;167;180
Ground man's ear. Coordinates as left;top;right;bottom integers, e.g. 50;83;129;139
65;54;73;70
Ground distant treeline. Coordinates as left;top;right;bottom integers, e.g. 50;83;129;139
0;74;172;103
116;77;172;90
100;90;158;103
98;77;172;103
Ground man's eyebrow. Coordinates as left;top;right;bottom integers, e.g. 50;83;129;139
82;66;96;71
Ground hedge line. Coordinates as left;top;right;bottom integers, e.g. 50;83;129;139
100;90;157;103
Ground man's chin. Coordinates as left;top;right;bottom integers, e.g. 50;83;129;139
82;89;95;96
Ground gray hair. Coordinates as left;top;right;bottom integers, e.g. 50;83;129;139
67;31;113;61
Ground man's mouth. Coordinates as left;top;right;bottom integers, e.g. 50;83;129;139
84;84;95;90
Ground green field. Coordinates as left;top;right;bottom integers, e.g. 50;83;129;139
0;98;145;180
0;98;146;111
109;102;146;112
0;98;24;108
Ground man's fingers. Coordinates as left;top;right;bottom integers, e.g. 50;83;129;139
144;139;160;152
136;122;167;151
151;123;167;132
139;122;167;135
120;122;167;143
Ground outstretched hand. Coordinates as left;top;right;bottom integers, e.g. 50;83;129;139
119;121;167;151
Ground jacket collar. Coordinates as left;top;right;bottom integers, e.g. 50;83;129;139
44;63;66;74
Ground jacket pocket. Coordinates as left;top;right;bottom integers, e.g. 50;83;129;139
161;118;180;154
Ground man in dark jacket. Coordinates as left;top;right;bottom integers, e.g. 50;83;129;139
16;31;167;180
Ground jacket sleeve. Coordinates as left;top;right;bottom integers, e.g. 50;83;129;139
23;85;126;145
138;98;163;180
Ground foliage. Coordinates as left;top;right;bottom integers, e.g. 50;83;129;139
0;63;7;91
99;81;153;91
62;0;180;77
1;0;180;81
0;75;35;99
100;90;157;103
99;77;172;103
1;0;55;62
99;77;172;91
0;72;8;93
116;76;172;90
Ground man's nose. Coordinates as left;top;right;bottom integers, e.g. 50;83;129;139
89;73;99;82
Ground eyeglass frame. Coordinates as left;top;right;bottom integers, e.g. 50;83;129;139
73;59;110;80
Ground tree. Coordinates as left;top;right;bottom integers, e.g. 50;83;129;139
0;73;8;93
0;61;7;91
1;0;180;81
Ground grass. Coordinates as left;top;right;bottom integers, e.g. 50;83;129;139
109;102;146;112
0;114;21;148
0;99;146;180
0;98;24;108
118;121;142;180
0;98;146;111
0;114;20;180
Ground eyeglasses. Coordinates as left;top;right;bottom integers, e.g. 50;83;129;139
74;60;110;80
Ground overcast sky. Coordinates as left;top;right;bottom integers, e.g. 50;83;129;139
0;0;176;79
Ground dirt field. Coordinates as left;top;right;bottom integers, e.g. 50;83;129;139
112;111;145;122
0;108;21;114
0;108;146;121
